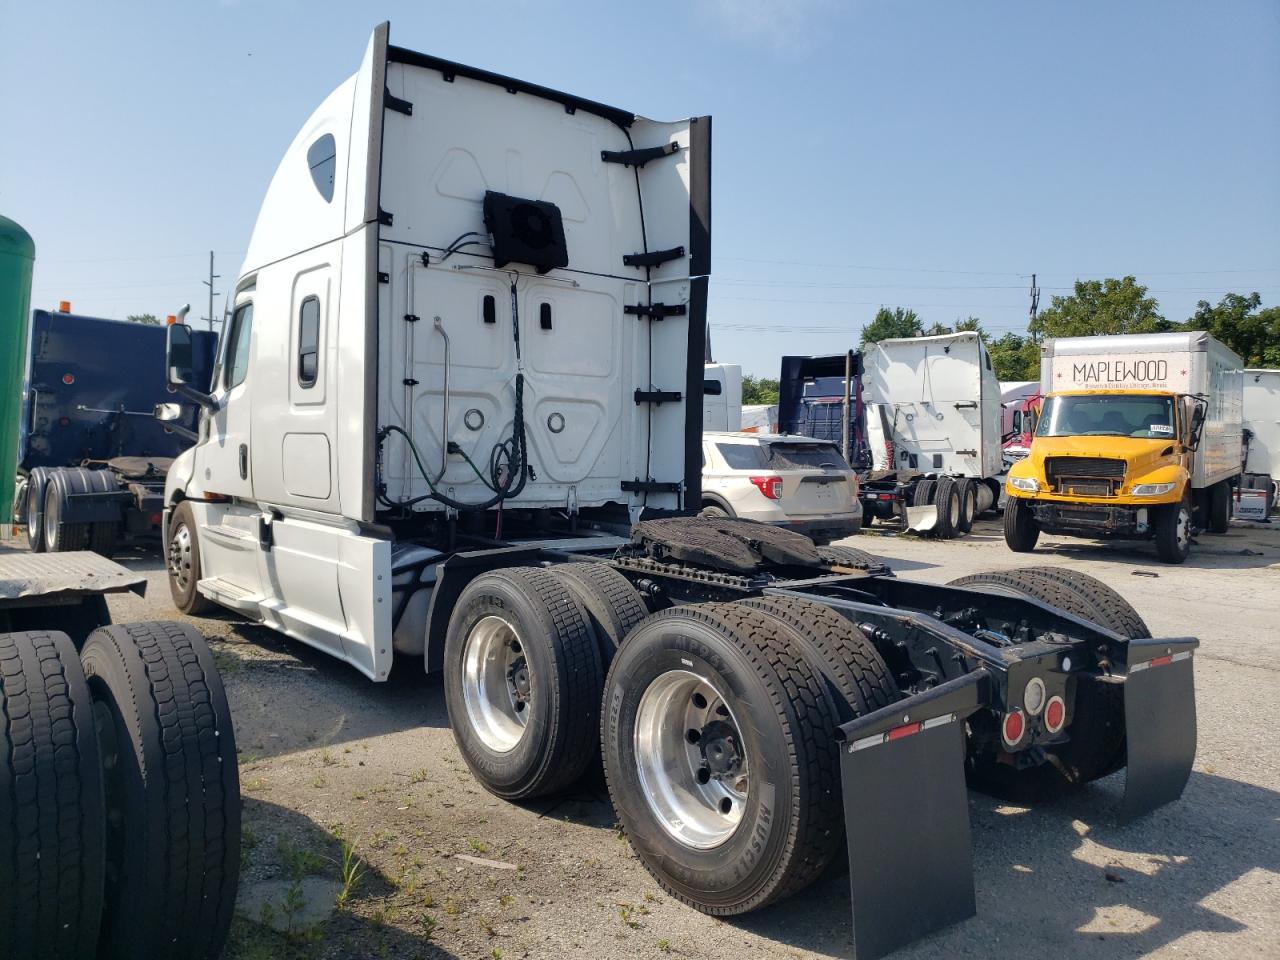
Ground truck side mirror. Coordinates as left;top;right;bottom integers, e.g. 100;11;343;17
154;402;182;422
1185;399;1207;450
167;323;195;386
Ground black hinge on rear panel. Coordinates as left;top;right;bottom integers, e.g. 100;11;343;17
378;271;390;284
378;207;394;226
384;87;413;115
601;142;678;168
624;246;685;268
621;479;681;493
404;314;420;323
403;378;420;386
625;303;686;321
635;389;682;405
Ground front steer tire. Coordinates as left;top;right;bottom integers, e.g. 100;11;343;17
444;567;604;800
1154;499;1192;564
1003;495;1040;552
0;630;105;960
166;501;215;616
80;622;241;960
602;603;843;915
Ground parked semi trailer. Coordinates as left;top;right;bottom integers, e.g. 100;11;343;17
156;25;1199;959
859;332;1005;536
18;306;216;556
1006;331;1244;562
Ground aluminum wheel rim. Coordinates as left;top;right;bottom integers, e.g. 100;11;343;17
45;487;61;546
25;481;39;533
461;615;531;753
949;491;961;527
168;523;194;591
634;670;749;850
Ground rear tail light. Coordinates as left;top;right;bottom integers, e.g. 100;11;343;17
749;476;783;500
1001;710;1026;747
1043;696;1067;734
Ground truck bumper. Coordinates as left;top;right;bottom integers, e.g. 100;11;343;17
834;637;1198;960
1028;500;1150;537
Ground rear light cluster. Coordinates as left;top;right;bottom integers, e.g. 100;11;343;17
749;475;783;500
1002;678;1067;748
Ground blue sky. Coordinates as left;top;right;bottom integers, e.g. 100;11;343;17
2;0;1277;376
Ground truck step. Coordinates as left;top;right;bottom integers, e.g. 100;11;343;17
196;577;263;612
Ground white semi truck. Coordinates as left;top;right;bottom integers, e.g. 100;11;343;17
860;332;1005;536
155;24;1202;959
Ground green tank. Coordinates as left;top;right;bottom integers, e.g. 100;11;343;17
0;215;35;527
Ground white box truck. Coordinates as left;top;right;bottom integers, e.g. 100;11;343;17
860;332;1005;537
1004;331;1244;562
1241;368;1279;516
151;24;1203;958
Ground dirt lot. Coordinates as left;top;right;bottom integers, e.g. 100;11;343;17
104;518;1280;960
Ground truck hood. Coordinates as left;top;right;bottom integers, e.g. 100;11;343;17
1027;435;1177;474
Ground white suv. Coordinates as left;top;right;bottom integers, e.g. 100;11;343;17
701;433;862;544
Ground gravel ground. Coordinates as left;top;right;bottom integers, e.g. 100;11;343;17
104;517;1280;960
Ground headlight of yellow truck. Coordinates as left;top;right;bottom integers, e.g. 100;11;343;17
1008;476;1039;493
1131;481;1177;496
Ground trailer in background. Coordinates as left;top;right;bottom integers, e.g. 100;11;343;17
702;363;742;431
1240;368;1279;518
859;332;1005;536
777;351;868;467
1000;380;1040;464
18;307;216;555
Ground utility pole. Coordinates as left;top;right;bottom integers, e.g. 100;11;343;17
201;251;220;332
1028;273;1040;339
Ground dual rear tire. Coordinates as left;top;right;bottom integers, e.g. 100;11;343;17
443;565;900;915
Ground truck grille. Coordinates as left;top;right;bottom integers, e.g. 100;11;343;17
1045;457;1125;497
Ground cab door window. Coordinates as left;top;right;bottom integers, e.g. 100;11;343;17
224;303;254;389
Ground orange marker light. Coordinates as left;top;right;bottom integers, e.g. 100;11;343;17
59;300;72;313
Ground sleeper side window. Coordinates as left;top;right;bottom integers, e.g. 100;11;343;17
307;134;336;203
224;303;254;390
298;296;320;388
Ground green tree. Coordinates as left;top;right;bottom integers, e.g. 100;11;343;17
953;316;985;335
860;306;921;344
1183;292;1280;366
1030;277;1171;339
987;332;1040;382
922;320;951;336
741;375;780;405
127;313;162;326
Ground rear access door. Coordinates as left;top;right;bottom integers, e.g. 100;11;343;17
374;36;710;516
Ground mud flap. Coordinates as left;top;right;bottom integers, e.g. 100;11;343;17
905;504;936;533
1121;637;1198;819
837;669;989;960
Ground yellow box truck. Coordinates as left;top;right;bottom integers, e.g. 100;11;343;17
1004;331;1243;562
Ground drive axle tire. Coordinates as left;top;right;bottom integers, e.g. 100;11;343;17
933;477;961;539
1207;480;1231;534
1003;496;1040;552
24;466;51;553
602;603;843;914
0;630;105;960
444;567;603;800
166;501;215;615
911;478;936;508
1022;566;1151;638
80;622;241;960
45;474;90;553
549;562;649;665
956;478;977;534
739;595;900;723
89;522;121;559
1154;499;1192;564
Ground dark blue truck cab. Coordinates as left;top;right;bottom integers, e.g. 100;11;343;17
18;309;216;555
